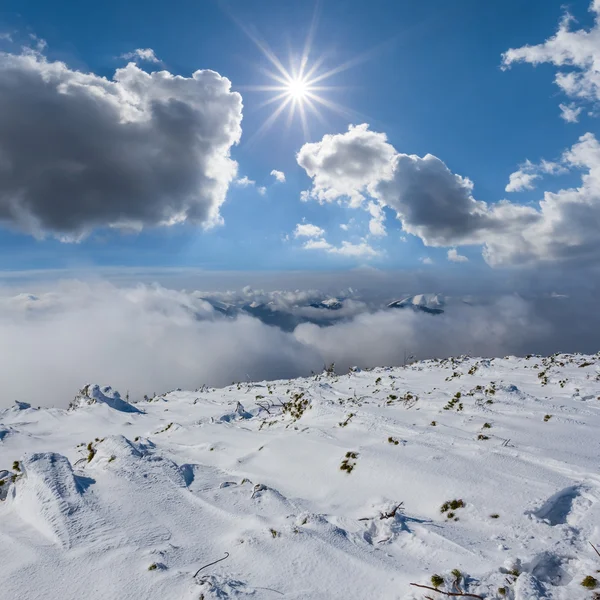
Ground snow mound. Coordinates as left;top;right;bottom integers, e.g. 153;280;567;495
9;453;104;548
69;384;141;413
91;435;144;463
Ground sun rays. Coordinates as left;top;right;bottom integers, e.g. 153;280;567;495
232;4;364;142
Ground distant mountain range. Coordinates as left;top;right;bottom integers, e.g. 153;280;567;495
199;292;476;329
388;294;446;315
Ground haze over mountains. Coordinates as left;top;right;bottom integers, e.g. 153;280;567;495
0;277;598;410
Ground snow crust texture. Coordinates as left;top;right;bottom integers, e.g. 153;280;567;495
1;353;600;599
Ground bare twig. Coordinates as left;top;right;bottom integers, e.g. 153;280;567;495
193;552;230;579
591;542;600;560
409;583;483;599
256;402;271;415
380;502;404;520
254;587;284;595
358;502;404;522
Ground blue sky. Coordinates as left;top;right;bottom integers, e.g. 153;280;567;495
0;0;597;273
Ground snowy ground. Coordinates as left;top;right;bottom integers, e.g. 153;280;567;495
1;353;600;600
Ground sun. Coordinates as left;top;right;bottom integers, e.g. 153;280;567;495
286;77;309;100
233;8;367;141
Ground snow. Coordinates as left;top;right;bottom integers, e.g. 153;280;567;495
1;353;600;599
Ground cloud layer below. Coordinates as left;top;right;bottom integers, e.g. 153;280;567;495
2;280;598;408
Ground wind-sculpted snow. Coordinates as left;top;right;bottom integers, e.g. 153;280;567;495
69;384;142;413
0;353;600;599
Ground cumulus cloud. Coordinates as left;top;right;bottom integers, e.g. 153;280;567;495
121;48;160;63
5;280;593;409
298;123;600;266
270;169;286;183
502;2;600;113
0;48;242;239
297;124;396;207
294;223;326;238
420;257;434;265
447;248;468;263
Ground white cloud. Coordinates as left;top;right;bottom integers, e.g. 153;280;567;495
329;240;379;258
447;248;468;263
505;159;566;192
235;176;255;187
301;236;379;258
121;48;160;63
502;3;600;115
294;223;326;238
0;33;12;42
303;238;333;251
0;281;322;407
297;124;396;207
270;169;286;183
367;201;386;237
234;177;266;196
506;161;541;192
0;48;242;239
0;281;575;408
297;123;600;266
559;102;583;123
420;257;434;265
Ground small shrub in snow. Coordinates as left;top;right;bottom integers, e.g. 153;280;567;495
269;528;279;538
498;587;507;595
477;434;489;441
339;413;355;427
387;437;400;445
340;451;358;473
441;499;465;518
12;461;20;472
430;420;437;426
482;422;491;429
283;392;310;421
430;574;444;588
490;513;500;519
544;414;552;422
581;575;598;589
148;563;158;571
86;442;96;462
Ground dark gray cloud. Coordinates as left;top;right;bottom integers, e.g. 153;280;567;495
0;50;242;239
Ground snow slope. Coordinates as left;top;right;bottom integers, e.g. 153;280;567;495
1;353;600;599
